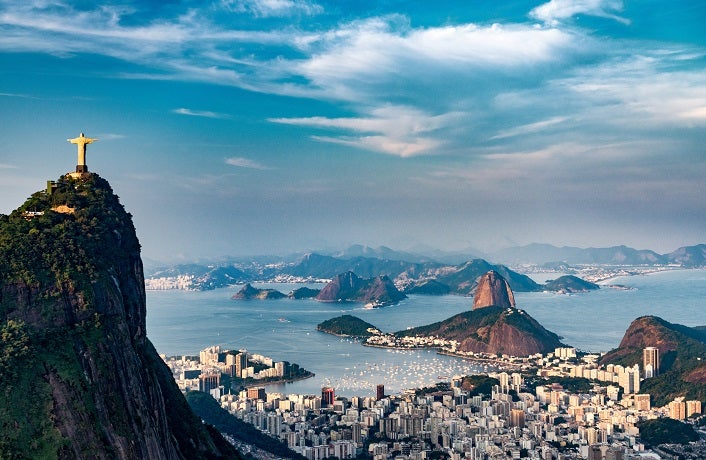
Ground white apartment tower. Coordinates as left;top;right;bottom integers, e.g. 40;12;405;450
643;346;659;378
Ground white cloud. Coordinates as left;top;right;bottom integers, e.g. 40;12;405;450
530;0;630;25
1;0;704;162
219;0;323;18
225;157;270;169
270;106;465;157
0;92;36;99
679;106;706;121
559;52;706;128
295;17;577;103
490;117;569;140
173;108;231;119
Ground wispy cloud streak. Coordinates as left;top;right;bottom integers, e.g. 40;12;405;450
225;157;270;169
173;108;232;119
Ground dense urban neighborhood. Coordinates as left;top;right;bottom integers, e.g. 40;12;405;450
164;344;705;460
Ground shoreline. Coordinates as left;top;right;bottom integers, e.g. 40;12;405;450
590;266;686;285
362;341;524;371
242;372;316;389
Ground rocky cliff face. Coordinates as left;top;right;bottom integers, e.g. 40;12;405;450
472;270;515;310
0;174;238;459
316;271;406;306
398;306;563;356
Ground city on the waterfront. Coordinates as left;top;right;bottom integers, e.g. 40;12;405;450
150;268;706;460
162;341;703;460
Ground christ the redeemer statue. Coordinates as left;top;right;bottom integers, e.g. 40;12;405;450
67;132;97;173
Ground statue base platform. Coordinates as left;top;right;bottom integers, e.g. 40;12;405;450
66;171;91;180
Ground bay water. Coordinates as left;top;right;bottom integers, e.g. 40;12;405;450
146;269;706;396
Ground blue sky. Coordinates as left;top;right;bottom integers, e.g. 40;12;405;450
0;0;704;261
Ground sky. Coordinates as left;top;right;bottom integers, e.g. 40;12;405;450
0;0;704;262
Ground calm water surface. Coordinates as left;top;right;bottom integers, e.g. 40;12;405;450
146;269;706;396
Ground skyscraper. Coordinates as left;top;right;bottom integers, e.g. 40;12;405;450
322;386;335;406
643;346;659;378
376;384;385;401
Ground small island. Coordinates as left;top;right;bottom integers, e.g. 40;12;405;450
288;286;321;299
231;283;286;300
316;271;406;307
317;315;381;337
543;275;599;293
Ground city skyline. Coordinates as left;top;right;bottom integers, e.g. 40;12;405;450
0;1;704;261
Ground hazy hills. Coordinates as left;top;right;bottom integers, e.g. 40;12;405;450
145;242;705;292
488;243;706;266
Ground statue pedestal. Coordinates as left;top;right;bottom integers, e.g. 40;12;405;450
66;171;91;180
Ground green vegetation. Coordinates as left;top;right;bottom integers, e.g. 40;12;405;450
186;391;306;459
317;314;380;337
0;322;65;459
543;275;599;292
225;360;314;390
641;372;706;407
0;175;139;298
289;286;321;299
461;375;500;397
232;283;286;300
0;175;140;457
0;175;240;459
415;381;452;396
524;376;593;394
636;418;699;447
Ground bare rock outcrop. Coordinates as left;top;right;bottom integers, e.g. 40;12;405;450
398;306;564;356
316;271;406;307
473;270;515;310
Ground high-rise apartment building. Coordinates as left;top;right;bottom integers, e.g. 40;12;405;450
686;400;702;417
634;394;651;411
643;346;659;378
510;409;525;428
376;384;385;401
235;352;248;378
669;398;686;420
322;386;335;406
198;372;220;393
619;365;640;394
247;387;266;401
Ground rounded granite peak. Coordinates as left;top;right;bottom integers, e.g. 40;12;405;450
472;270;516;310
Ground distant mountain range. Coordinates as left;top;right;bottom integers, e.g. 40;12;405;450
488;243;706;266
144;243;706;292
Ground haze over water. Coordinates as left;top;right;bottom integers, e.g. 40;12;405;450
146;269;706;396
